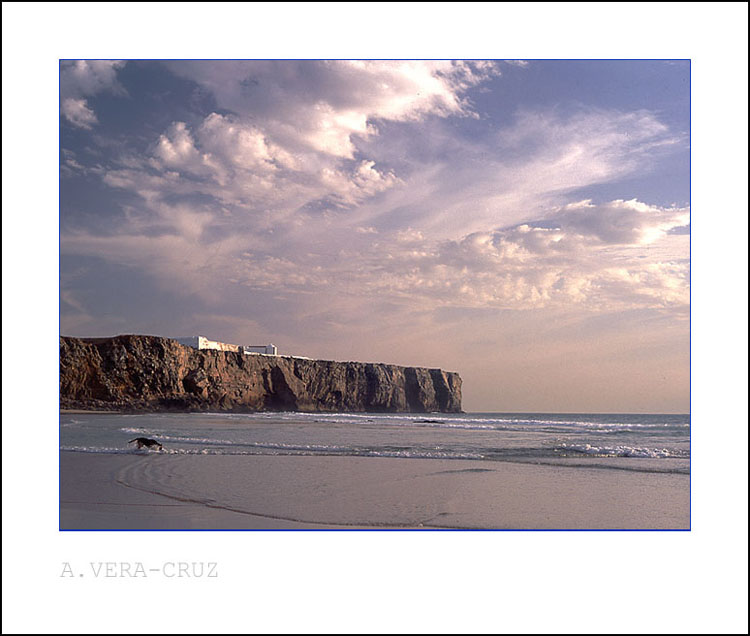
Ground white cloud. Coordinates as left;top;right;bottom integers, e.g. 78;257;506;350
60;60;125;97
340;107;685;240
372;199;691;311
102;101;683;256
60;60;125;128
275;199;686;313
152;122;205;173
60;98;98;129
552;199;690;245
164;60;499;159
105;108;403;216
62;62;688;339
93;60;499;216
103;196;684;315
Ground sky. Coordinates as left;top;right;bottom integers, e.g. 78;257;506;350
59;59;690;413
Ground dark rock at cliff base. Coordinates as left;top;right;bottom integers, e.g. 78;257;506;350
59;335;462;413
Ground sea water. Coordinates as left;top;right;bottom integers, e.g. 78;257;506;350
60;411;690;475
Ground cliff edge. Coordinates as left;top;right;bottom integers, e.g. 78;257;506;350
59;335;462;413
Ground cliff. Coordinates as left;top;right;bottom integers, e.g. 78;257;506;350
59;335;462;413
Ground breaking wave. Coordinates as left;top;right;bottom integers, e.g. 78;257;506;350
61;411;690;474
555;443;689;459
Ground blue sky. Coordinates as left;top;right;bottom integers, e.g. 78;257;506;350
59;60;690;412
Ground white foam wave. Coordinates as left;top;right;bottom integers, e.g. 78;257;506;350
61;445;161;455
187;411;688;431
157;434;235;445
60;442;485;460
556;443;688;458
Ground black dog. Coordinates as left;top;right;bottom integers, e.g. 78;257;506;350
128;437;164;451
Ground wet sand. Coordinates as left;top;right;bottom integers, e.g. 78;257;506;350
60;453;339;529
60;451;689;530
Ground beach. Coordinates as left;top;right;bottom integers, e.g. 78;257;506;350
60;449;689;530
60;452;336;529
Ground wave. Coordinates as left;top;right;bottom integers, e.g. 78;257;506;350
60;444;484;460
555;443;689;459
119;428;236;445
186;411;688;427
186;418;688;437
62;440;689;462
61;445;163;455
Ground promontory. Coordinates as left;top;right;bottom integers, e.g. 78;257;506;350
59;335;462;413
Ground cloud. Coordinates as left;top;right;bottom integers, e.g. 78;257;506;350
217;198;690;315
61;61;688;339
96;101;684;253
65;193;686;317
60;60;126;128
164;60;500;158
101;111;402;222
339;107;685;240
495;108;679;175
93;61;497;215
60;98;98;129
361;199;691;311
551;199;690;245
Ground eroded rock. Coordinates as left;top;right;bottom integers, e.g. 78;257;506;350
59;335;462;413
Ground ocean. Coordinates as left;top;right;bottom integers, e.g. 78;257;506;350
60;411;690;475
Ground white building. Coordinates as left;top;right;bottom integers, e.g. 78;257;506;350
242;344;278;355
175;335;278;356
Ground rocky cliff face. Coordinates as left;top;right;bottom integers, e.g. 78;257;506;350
59;335;462;413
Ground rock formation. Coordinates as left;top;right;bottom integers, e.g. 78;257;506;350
59;335;462;413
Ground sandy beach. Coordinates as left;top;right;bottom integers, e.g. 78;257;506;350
60;451;690;530
60;453;341;529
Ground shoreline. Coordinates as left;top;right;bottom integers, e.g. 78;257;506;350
60;450;690;530
60;407;464;415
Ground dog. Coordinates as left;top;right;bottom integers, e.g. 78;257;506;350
128;437;164;451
